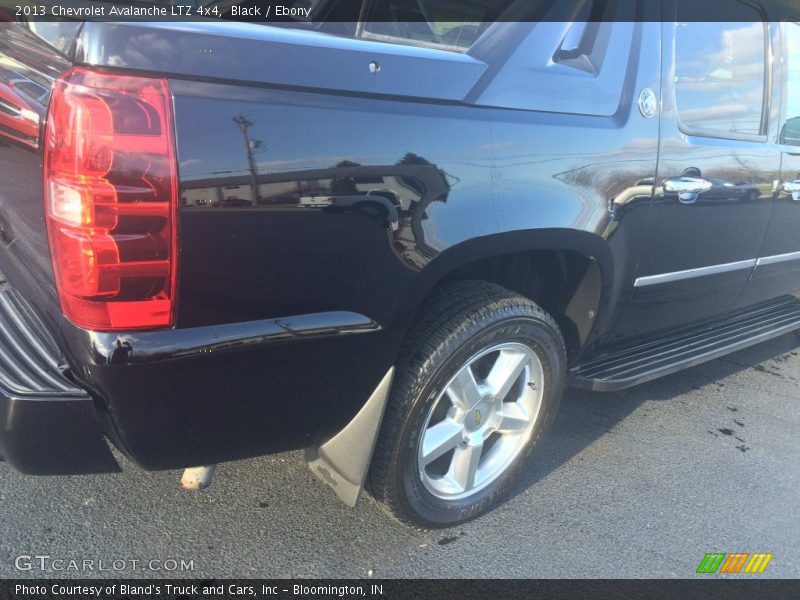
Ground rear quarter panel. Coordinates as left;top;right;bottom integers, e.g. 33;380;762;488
166;19;661;340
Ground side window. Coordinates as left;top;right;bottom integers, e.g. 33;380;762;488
781;23;800;146
358;0;515;51
674;2;768;137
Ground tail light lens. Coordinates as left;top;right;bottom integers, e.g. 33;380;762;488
44;68;179;331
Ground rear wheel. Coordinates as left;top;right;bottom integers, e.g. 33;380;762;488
369;281;566;528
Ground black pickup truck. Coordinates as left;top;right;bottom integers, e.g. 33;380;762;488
1;2;800;527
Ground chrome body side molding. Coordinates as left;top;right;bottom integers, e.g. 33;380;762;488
634;259;756;288
756;251;800;267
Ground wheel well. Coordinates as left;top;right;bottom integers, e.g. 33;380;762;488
441;250;602;360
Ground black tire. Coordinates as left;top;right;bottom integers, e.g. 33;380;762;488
368;280;566;528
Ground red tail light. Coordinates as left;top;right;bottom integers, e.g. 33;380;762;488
44;68;179;331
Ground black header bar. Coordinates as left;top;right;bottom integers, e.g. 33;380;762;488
2;0;800;23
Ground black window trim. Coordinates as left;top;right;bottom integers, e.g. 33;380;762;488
673;1;772;144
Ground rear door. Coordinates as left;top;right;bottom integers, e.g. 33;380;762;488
737;20;800;306
619;0;781;338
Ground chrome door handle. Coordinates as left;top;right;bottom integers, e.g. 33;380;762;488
663;176;713;205
663;176;713;194
784;179;800;200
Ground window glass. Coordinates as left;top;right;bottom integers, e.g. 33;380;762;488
782;23;800;145
674;3;767;136
360;0;514;51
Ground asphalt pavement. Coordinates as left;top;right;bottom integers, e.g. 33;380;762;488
1;333;798;579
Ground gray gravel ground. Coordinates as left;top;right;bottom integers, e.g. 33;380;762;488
1;334;798;579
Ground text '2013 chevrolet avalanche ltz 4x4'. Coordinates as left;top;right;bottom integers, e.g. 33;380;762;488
1;0;799;527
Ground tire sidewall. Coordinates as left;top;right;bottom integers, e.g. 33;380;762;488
394;312;565;527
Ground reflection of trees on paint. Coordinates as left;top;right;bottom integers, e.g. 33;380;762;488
397;152;452;201
330;160;361;195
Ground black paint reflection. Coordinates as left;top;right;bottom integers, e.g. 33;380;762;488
0;24;63;150
181;151;453;268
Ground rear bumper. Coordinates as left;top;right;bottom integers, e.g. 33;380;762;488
0;254;397;474
59;310;395;470
0;284;119;475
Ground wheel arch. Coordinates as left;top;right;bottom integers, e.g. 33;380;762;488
400;229;616;361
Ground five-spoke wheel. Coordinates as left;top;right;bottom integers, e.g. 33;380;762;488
418;342;544;499
369;281;566;528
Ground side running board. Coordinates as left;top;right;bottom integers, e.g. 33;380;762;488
570;296;800;391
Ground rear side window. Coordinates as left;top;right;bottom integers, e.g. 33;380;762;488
359;0;515;51
674;2;768;137
781;23;800;146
